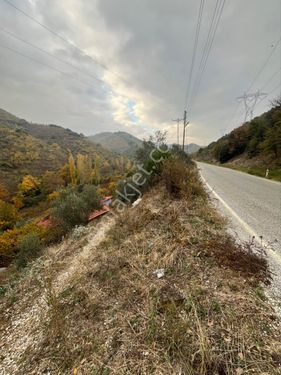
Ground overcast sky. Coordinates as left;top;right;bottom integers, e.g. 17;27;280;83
0;0;280;145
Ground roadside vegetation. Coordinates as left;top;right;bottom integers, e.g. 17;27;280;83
1;133;280;374
196;96;281;181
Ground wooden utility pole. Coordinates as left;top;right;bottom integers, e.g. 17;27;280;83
172;118;182;146
182;110;189;151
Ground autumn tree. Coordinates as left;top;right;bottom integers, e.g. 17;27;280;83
18;175;40;196
100;160;111;175
59;164;71;185
41;171;64;195
68;152;77;186
77;154;92;184
92;156;102;184
0;200;18;231
11;194;24;210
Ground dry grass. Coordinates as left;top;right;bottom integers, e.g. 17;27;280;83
1;165;281;374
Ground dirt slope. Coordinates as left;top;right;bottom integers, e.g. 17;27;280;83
1;182;281;374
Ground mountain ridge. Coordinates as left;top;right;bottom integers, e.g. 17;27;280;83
0;108;115;192
88;131;142;156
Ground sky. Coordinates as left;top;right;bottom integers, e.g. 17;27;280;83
0;0;280;146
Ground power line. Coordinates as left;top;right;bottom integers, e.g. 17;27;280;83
184;0;205;109
189;0;225;112
1;0;107;69
0;42;74;78
0;42;106;90
1;0;129;86
0;26;105;85
257;82;281;106
192;0;225;103
196;0;221;78
260;68;281;91
246;37;281;93
227;101;241;129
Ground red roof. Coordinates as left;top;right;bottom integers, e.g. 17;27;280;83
37;219;51;228
88;205;110;221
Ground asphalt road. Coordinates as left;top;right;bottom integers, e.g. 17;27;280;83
197;162;281;256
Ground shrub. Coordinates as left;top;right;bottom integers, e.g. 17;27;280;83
48;191;60;202
80;184;101;211
52;190;88;231
16;232;43;268
0;223;46;267
51;185;101;232
41;171;64;195
161;159;206;200
213;142;231;163
0;200;18;231
44;219;68;245
22;193;45;207
11;194;24;209
18;175;41;196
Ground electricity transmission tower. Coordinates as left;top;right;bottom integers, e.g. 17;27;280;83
237;91;267;122
172;118;183;146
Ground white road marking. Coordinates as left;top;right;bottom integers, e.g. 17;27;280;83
199;171;281;266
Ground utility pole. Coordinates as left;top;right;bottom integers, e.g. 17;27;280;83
237;91;267;122
172;118;183;146
182;110;189;152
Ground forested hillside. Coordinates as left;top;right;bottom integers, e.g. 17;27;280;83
0;108;137;269
0;109;120;192
88;131;142;156
196;98;281;179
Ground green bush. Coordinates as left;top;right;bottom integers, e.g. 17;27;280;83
16;232;43;268
80;184;101;211
51;185;101;232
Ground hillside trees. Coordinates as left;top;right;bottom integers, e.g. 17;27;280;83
92;155;101;184
0;200;18;231
200;96;281;165
0;142;134;268
41;171;64;195
18;175;41;196
77;154;92;184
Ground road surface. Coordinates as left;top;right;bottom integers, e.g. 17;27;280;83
197;162;281;251
197;162;281;312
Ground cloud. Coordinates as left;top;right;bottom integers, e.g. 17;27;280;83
0;0;280;144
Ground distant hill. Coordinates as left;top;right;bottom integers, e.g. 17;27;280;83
195;98;281;179
0;108;115;192
88;131;142;156
184;143;202;154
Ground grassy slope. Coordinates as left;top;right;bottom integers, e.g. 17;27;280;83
0;109;114;192
0;166;280;374
222;151;281;181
